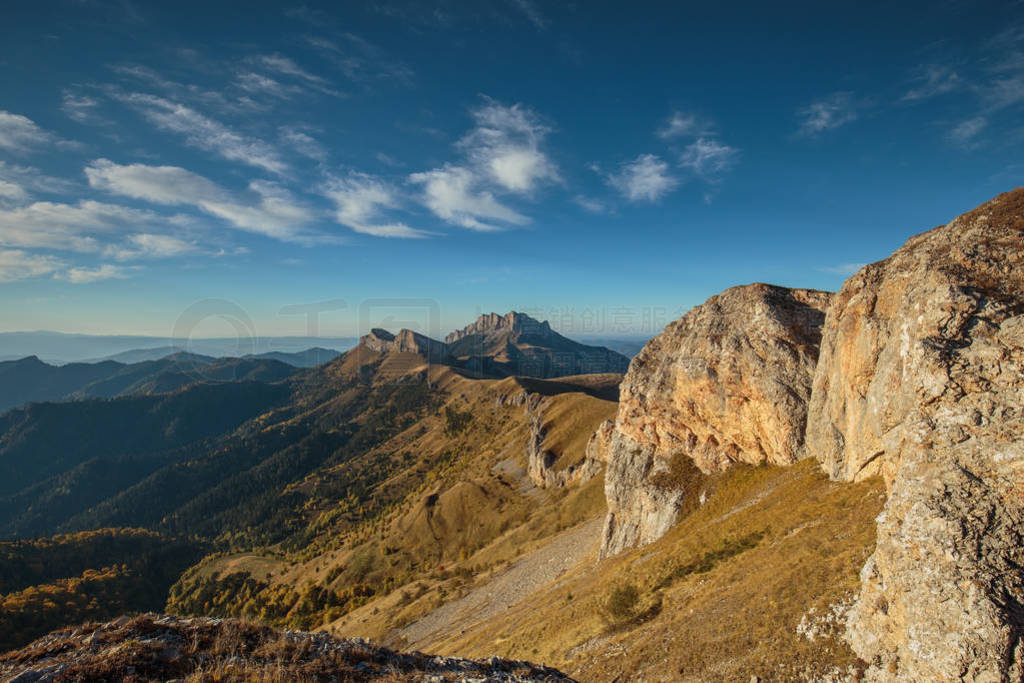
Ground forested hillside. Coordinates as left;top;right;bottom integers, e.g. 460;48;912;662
0;529;203;651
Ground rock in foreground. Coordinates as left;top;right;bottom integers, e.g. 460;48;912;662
0;614;572;682
808;188;1024;680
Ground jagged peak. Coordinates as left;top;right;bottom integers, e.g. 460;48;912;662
444;311;551;344
358;327;449;359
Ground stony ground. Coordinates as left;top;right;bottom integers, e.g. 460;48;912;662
399;517;603;649
0;614;573;682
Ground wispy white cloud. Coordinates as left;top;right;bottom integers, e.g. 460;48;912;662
409;165;528;231
236;72;301;99
375;152;403;167
113;64;267;115
257;54;343;97
280;127;327;161
0;111;77;153
0;199;178;253
606;154;679;202
902;64;963;102
409;98;554;230
260;54;328;84
508;0;548;30
58;264;136;284
322;172;429;238
106;233;199;260
61;92;105;124
947;116;988;147
0;181;28;204
305;34;415;85
459;99;559;194
117;93;287;173
657;111;712;139
0;249;65;282
572;195;606;213
85;159;316;242
680;137;740;177
0;161;76;196
86;159;224;204
980;75;1024;111
796;92;860;136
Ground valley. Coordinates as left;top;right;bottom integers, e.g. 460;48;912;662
1;191;1023;680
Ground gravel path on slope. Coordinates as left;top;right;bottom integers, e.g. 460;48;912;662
400;516;604;648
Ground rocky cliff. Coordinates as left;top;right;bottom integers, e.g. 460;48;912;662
597;189;1024;678
600;283;831;558
806;188;1024;679
444;311;553;344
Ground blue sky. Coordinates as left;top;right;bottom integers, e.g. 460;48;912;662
0;0;1022;339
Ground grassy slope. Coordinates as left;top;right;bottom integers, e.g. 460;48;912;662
168;365;619;633
414;459;884;681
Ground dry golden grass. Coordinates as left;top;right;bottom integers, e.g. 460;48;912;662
538;393;617;473
191;367;616;637
421;459;884;681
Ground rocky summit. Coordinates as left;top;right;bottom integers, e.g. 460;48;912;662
355;311;630;379
600;283;831;558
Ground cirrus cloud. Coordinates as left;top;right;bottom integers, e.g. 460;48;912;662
117;93;287;174
409;165;528;231
58;264;136;284
0;249;65;283
606;154;678;202
85;159;318;242
322;172;429;238
796;92;860;137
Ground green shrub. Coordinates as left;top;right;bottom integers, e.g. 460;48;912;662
605;583;640;622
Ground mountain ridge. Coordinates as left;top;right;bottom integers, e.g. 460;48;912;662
355;311;630;379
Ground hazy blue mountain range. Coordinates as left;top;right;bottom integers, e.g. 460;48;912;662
0;354;300;415
0;333;356;365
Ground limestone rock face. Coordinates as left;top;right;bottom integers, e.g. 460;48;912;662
807;189;1024;679
600;430;687;558
579;419;614;482
444;311;552;344
599;283;831;558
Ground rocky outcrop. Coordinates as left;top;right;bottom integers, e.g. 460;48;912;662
578;418;614;483
445;311;630;378
807;188;1024;679
0;613;572;681
359;328;449;361
524;397;607;488
356;313;629;380
600;430;688;558
599;283;831;558
524;393;558;488
445;311;553;344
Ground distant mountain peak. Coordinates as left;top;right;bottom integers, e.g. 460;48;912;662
444;311;551;344
359;328;447;360
350;310;629;379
